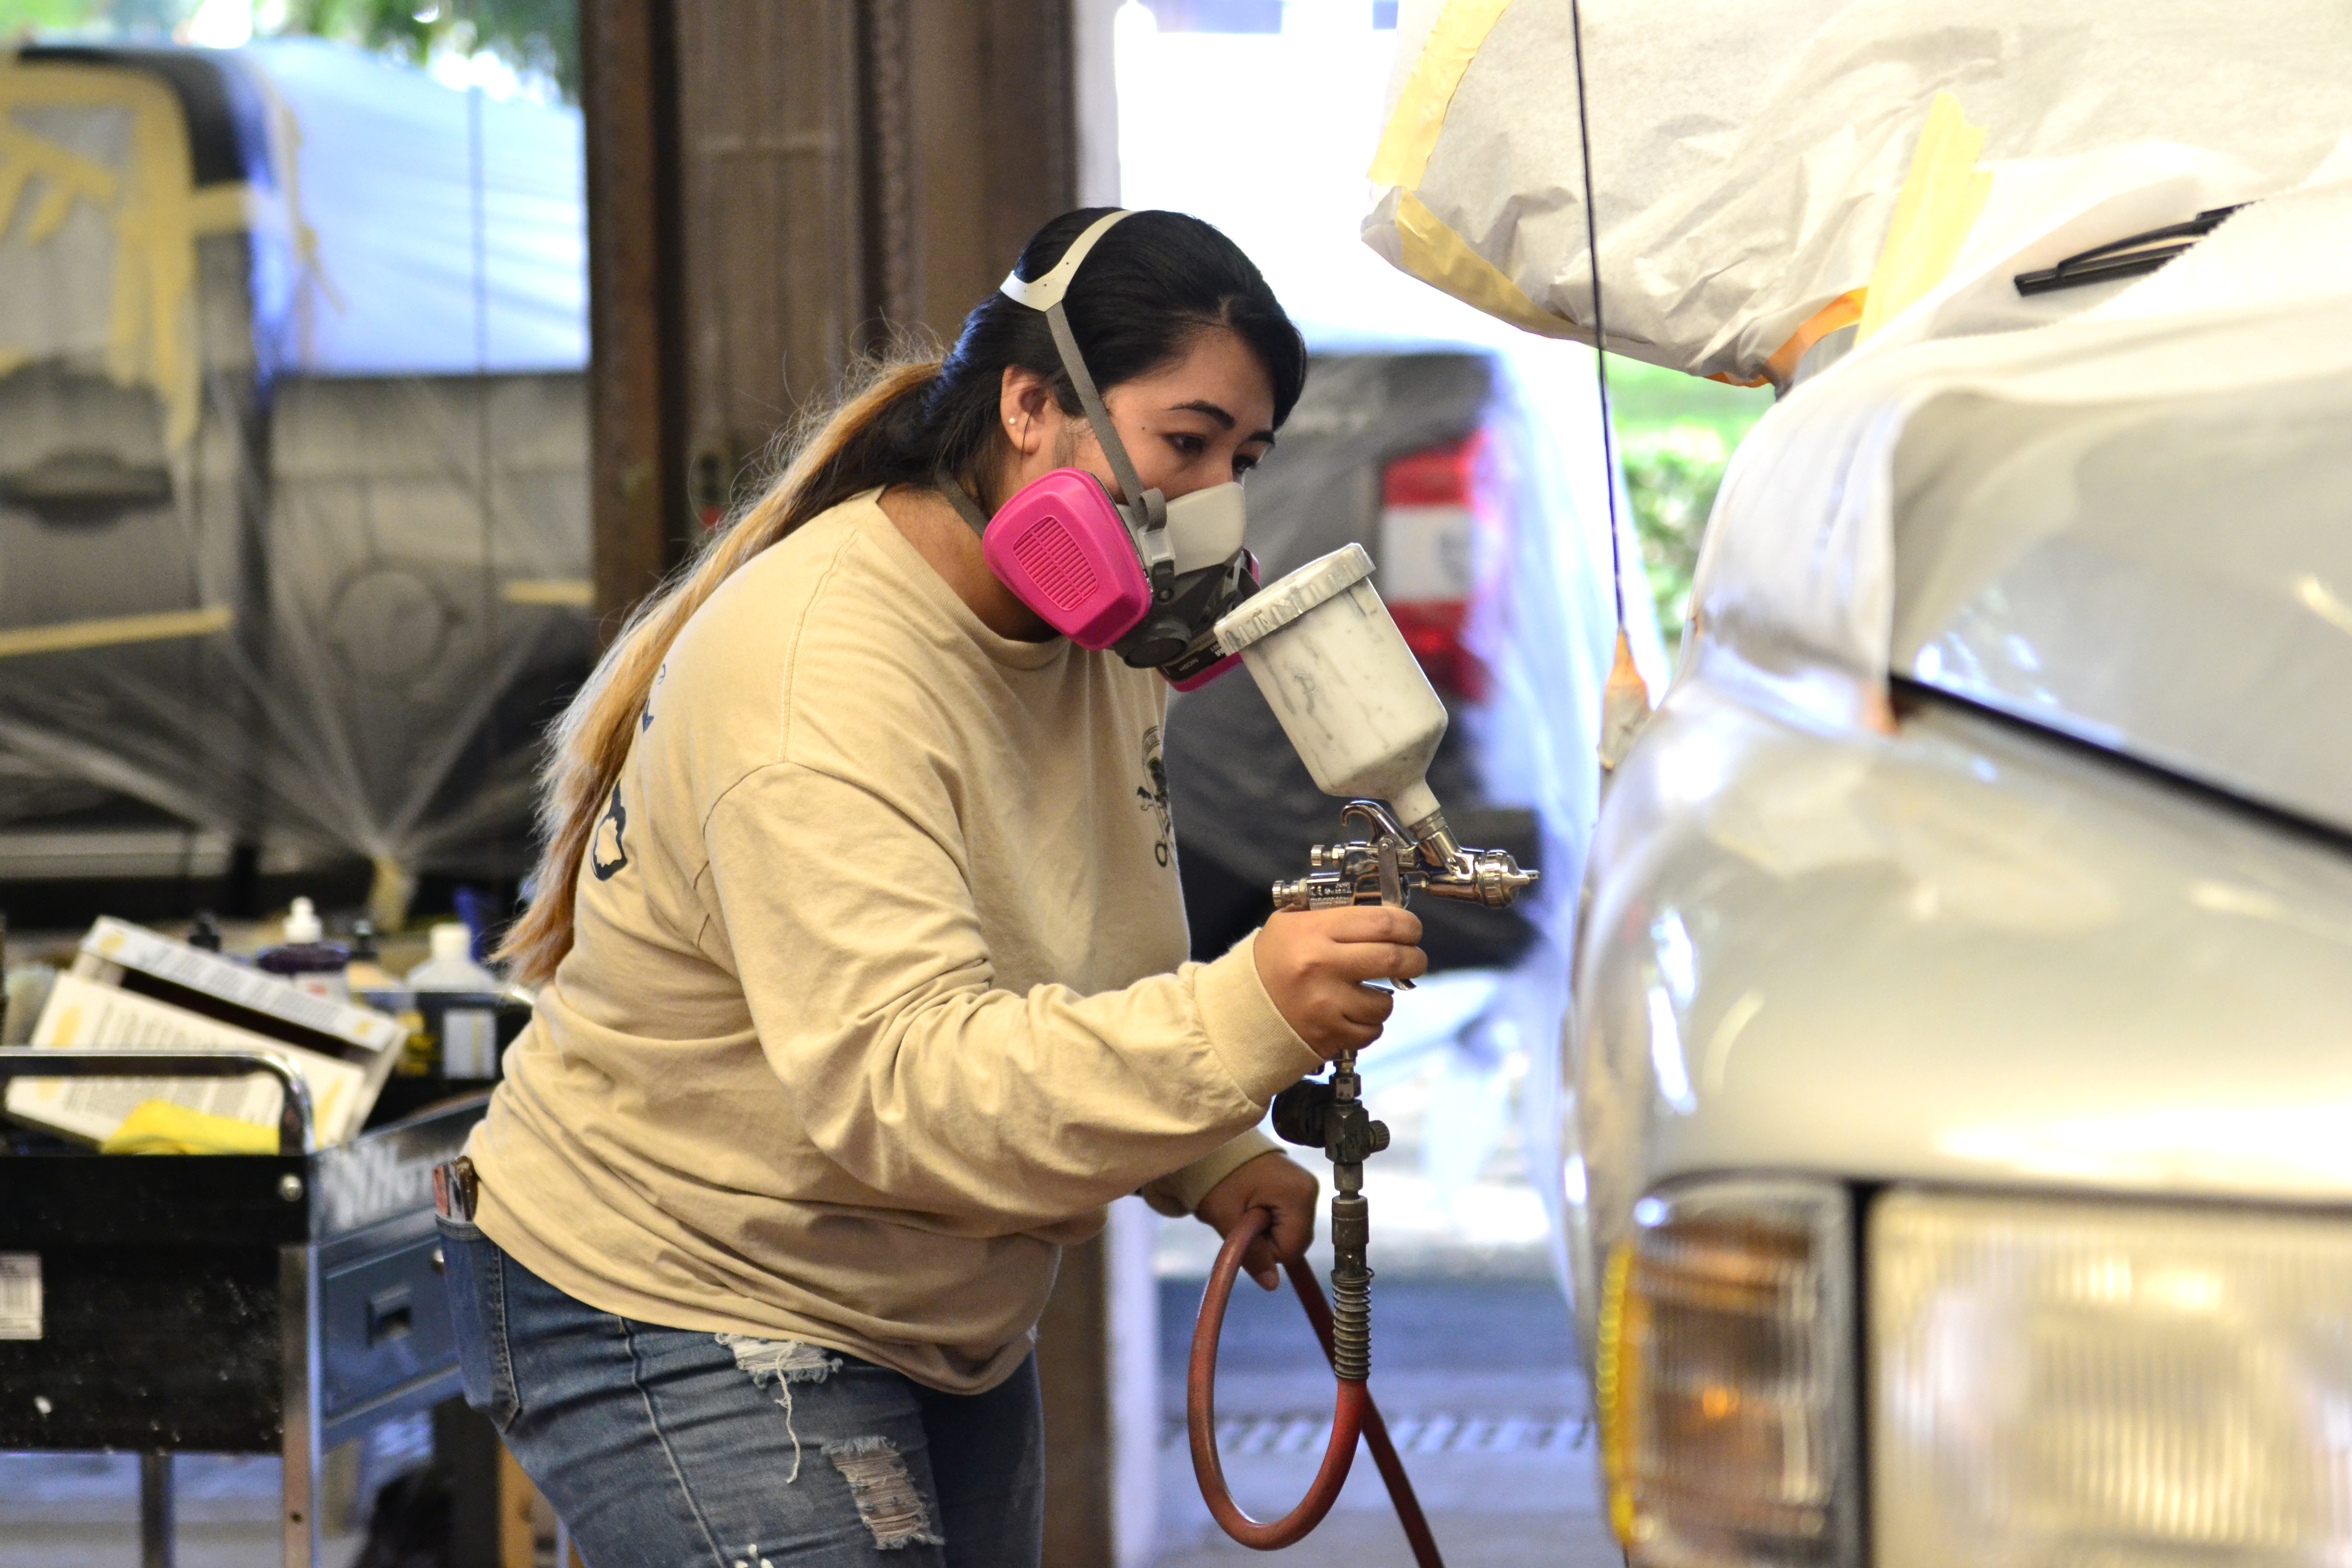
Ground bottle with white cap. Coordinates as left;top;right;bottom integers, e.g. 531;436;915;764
255;897;351;1002
406;923;498;990
407;924;505;1079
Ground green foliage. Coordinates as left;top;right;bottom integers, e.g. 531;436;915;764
1622;423;1726;643
1607;356;1771;644
0;0;578;101
0;0;169;29
278;0;578;99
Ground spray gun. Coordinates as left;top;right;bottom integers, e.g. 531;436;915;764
1220;542;1539;1342
1185;545;1538;1562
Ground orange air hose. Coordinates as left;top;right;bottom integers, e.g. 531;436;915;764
1187;1207;1447;1565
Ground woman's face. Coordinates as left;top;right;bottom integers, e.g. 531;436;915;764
999;326;1278;504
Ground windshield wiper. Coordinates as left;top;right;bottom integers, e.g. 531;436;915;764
2014;205;2247;296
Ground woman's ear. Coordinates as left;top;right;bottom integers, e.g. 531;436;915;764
997;365;1059;458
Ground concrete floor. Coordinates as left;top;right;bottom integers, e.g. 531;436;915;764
1154;1277;1623;1568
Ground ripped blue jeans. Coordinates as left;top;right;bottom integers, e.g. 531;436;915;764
438;1218;1044;1566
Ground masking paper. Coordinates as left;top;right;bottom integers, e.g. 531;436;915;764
1364;0;2352;382
1689;171;2352;736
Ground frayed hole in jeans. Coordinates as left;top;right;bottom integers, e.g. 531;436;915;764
825;1436;945;1550
716;1334;841;1484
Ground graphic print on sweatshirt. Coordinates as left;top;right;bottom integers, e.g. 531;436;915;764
1137;725;1173;867
640;662;667;733
591;781;630;880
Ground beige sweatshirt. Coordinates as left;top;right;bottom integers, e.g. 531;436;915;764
467;490;1319;1394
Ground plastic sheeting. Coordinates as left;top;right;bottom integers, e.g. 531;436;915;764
242;39;589;377
0;42;586;405
0;44;590;914
1363;0;2352;383
0;366;593;899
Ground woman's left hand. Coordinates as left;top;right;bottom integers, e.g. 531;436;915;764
1194;1152;1319;1291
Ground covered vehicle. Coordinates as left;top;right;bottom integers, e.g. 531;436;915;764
1365;5;2352;1564
1575;268;2352;1568
0;39;590;918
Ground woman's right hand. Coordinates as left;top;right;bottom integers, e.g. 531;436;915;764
1253;905;1428;1060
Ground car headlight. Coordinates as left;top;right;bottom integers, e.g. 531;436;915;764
1598;1178;1861;1568
1873;1190;2352;1566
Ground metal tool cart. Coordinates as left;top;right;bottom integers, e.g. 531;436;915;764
0;1049;503;1567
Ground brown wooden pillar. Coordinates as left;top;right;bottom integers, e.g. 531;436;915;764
579;6;1148;1565
581;0;689;631
584;0;1084;614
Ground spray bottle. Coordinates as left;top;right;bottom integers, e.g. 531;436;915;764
1186;545;1538;1560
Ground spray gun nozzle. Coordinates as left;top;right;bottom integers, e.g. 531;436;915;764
1272;801;1538;917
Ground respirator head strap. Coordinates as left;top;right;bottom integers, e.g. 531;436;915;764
1000;210;1172;573
935;474;994;538
1043;301;1169;554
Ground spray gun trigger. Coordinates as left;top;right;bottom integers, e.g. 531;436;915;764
1374;838;1415;992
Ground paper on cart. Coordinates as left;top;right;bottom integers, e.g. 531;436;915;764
1364;0;2352;383
78;917;405;1055
4;973;368;1147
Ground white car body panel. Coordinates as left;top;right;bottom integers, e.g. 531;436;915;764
1567;666;2352;1334
1564;238;2352;1365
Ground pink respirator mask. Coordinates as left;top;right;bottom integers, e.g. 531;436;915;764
935;211;1258;690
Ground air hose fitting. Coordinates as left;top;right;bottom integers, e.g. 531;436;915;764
1328;1195;1373;1383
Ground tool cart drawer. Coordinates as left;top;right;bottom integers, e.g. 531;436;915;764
319;1213;459;1420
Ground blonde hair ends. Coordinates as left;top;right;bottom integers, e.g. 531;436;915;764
498;356;945;985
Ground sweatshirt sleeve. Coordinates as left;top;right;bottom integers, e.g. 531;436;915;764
701;762;1322;1225
1137;1129;1287;1218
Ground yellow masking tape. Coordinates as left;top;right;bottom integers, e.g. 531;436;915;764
187;182;255;236
0;117;120;240
1392;190;1581;340
0;604;234;660
0;61;202;447
501;578;596;608
1857;91;1991;341
1367;0;1517;189
242;65;345;329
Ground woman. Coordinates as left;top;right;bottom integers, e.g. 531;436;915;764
442;208;1425;1566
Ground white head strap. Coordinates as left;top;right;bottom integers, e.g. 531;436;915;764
997;210;1171;561
999;209;1132;311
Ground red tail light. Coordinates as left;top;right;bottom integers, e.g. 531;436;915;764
1380;434;1489;701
